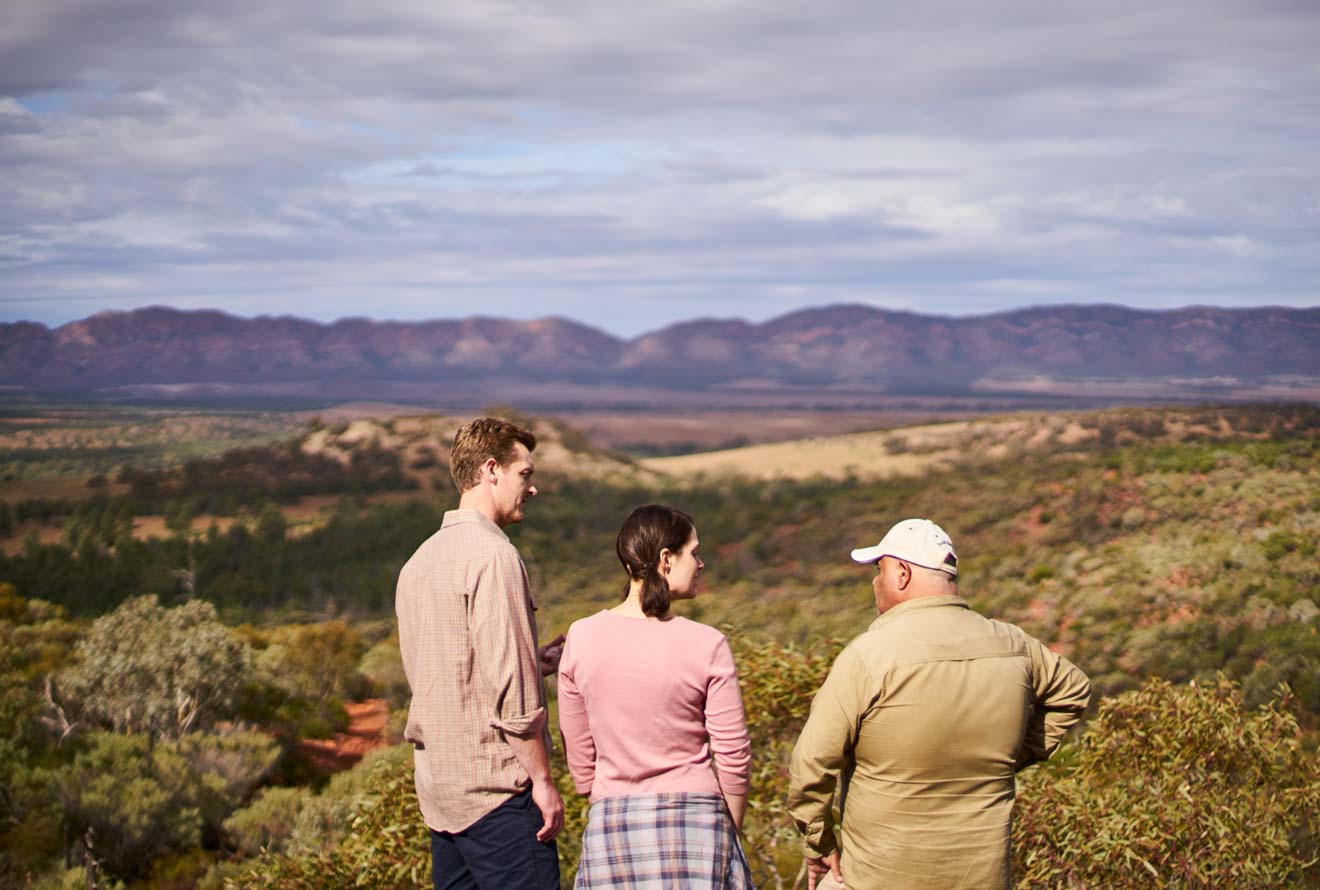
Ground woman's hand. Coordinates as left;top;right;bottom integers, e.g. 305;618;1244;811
723;791;747;834
538;633;566;676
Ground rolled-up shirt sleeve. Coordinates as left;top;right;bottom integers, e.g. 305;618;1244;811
1016;637;1091;770
557;630;596;795
706;635;751;796
470;547;545;737
788;644;872;858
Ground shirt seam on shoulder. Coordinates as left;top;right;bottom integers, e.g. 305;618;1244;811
885;651;1030;670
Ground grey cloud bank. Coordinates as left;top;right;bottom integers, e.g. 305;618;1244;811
1;0;1317;336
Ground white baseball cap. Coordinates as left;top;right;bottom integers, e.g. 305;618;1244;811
850;518;958;577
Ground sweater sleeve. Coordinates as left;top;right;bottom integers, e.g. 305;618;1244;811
705;635;751;796
556;627;596;795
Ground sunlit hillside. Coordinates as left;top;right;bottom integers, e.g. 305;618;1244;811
642;407;1284;480
0;407;655;556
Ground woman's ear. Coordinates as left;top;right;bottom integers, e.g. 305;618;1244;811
657;547;673;577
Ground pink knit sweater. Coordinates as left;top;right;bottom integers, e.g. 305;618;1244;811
557;610;751;802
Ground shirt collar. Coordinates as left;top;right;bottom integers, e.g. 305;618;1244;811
441;508;510;542
868;593;969;630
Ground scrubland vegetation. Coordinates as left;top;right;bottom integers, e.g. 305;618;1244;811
1;403;1317;887
0;407;302;482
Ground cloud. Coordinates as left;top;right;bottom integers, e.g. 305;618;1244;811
1;0;1317;335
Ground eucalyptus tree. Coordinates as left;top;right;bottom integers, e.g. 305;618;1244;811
58;594;251;739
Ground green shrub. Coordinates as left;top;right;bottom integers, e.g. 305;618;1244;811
174;729;283;837
1263;530;1301;561
1013;676;1320;888
251;620;368;700
139;847;217;889
224;786;309;855
729;632;841;885
225;745;426;889
58;595;252;739
60;733;203;883
1027;563;1056;584
0;589;80;885
28;866;120;890
359;633;410;708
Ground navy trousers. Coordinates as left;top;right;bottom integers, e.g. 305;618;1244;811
430;788;560;890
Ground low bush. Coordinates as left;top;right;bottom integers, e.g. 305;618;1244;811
1013;676;1320;888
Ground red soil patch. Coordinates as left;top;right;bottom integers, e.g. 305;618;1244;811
1018;506;1052;540
1163;567;1198;590
295;698;390;773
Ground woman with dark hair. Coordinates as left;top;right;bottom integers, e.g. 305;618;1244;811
558;504;754;889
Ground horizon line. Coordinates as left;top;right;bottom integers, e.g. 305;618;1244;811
6;300;1316;341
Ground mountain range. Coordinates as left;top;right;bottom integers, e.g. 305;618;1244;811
1;304;1317;402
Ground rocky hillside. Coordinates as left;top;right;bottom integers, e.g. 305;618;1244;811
297;412;654;488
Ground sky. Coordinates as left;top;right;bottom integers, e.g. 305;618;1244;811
1;0;1317;337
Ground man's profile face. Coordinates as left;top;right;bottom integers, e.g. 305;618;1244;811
491;442;537;527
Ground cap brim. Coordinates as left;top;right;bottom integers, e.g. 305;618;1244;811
850;545;883;564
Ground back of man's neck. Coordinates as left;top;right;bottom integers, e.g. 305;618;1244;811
457;489;500;527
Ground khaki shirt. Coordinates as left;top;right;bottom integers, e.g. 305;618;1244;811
396;509;549;833
788;594;1091;890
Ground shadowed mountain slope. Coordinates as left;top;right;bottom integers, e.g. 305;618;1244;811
2;304;1316;396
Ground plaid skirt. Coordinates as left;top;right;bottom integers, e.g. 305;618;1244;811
574;792;754;889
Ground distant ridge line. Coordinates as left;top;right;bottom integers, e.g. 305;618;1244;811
1;303;1317;397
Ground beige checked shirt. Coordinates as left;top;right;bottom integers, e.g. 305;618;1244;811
788;594;1091;890
396;509;550;833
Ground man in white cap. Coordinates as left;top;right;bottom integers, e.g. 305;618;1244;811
787;519;1091;890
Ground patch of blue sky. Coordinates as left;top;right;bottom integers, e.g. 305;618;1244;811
450;139;661;178
293;115;403;144
512;105;560;125
17;91;70;114
345;119;403;143
342;160;566;191
345;139;657;190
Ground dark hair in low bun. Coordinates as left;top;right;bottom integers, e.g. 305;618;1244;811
616;504;696;618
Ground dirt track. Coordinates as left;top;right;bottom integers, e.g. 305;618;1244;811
295;698;390;772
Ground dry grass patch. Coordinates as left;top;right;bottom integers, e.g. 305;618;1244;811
640;406;1318;481
641;415;1078;480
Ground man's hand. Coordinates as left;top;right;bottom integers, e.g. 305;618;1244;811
806;850;844;889
538;633;566;676
530;778;564;843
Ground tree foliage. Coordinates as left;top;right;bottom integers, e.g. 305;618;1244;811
2;405;1318;886
59;595;252;739
358;632;410;708
60;727;280;885
729;632;841;887
1013;676;1320;888
61;732;204;882
222;785;308;856
118;439;417;512
0;587;80;885
224;745;425;889
250;620;368;700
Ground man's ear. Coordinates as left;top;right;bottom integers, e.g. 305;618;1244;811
482;456;500;483
895;560;913;590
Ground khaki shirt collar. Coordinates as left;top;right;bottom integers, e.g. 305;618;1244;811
868;593;969;632
441;508;510;543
